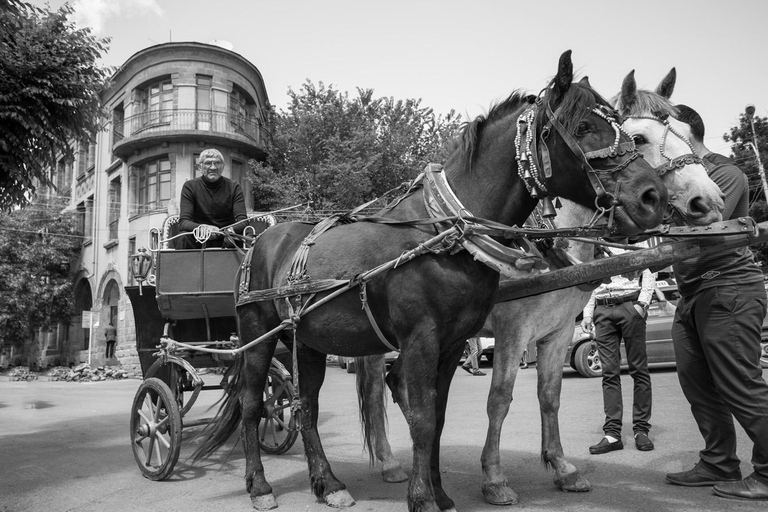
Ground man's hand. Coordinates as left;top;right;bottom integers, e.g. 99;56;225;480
581;316;594;333
193;224;222;243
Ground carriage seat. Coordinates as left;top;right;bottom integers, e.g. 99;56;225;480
161;213;277;249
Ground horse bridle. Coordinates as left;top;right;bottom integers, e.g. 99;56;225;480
515;97;641;221
622;113;704;224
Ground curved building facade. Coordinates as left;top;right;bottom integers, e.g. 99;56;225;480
26;42;271;371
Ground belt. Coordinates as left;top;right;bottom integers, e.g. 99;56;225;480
595;291;640;307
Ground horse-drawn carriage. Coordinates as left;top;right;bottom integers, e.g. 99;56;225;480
125;213;298;481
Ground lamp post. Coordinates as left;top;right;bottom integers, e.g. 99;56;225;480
745;104;768;200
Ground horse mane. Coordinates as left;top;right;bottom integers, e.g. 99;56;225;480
611;89;679;118
453;91;530;172
450;79;613;173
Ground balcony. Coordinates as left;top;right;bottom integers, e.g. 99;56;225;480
112;109;266;159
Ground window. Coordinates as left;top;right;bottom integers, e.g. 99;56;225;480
229;87;249;130
77;139;95;178
108;177;121;240
76;196;94;243
139;78;173;126
128;237;138;286
112;103;125;147
196;75;212;130
55;158;72;194
129;156;171;215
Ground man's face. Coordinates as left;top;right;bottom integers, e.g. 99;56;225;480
200;156;223;182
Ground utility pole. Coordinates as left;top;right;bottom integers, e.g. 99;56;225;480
745;104;768;200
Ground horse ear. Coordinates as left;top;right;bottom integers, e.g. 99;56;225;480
618;70;637;113
655;67;676;99
579;76;591;87
552;50;574;99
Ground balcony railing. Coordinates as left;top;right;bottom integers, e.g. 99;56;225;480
113;108;261;147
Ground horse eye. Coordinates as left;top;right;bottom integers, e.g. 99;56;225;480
576;122;589;135
632;135;647;145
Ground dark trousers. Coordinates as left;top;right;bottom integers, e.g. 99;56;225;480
593;300;652;438
672;283;768;481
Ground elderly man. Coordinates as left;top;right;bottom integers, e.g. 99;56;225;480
177;148;247;249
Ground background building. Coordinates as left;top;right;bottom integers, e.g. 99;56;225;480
27;41;270;371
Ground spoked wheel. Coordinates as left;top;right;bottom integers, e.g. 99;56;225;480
130;377;182;480
258;367;298;454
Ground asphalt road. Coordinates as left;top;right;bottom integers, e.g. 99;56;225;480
1;363;767;512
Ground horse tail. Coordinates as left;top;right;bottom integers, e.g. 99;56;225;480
355;355;387;466
192;353;244;462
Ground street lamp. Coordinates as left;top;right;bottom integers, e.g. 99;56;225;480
745;104;768;200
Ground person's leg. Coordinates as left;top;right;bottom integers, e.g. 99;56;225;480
593;306;623;439
461;339;479;372
700;284;768;485
672;290;741;477
620;302;652;437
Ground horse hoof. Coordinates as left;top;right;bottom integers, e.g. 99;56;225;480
555;473;592;492
325;489;355;508
381;465;409;483
481;483;519;505
251;493;278;510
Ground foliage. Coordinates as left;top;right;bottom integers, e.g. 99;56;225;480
724;111;768;266
0;198;81;348
248;81;462;213
0;0;111;211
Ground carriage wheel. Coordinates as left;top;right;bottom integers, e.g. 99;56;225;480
130;377;182;480
258;367;298;454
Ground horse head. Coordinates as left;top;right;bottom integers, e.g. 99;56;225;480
447;50;667;237
537;51;668;234
613;69;724;225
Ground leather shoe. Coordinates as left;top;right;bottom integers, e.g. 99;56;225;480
713;474;768;500
666;463;742;487
589;437;623;454
634;432;654;451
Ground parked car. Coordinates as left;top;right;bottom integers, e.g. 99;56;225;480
566;278;768;377
339;351;399;373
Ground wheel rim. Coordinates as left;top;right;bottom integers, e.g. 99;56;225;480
258;371;298;454
587;348;602;374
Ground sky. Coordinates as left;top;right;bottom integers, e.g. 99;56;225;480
32;0;768;155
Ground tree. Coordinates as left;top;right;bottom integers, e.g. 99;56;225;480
0;0;111;211
724;110;768;266
0;197;81;350
249;80;462;213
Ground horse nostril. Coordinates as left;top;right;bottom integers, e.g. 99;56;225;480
641;187;661;211
688;197;707;218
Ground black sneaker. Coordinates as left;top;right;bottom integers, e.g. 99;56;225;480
460;366;473;374
589;437;623;454
472;369;486;376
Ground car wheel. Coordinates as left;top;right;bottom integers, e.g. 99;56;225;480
573;342;602;378
760;341;768;369
338;356;347;370
484;353;493;364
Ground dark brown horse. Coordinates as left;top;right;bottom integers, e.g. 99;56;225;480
193;50;667;512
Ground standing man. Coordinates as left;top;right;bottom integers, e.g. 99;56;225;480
581;246;656;454
178;148;247;249
664;105;768;501
104;322;117;359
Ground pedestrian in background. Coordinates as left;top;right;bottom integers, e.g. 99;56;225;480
461;337;485;376
582;245;656;455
